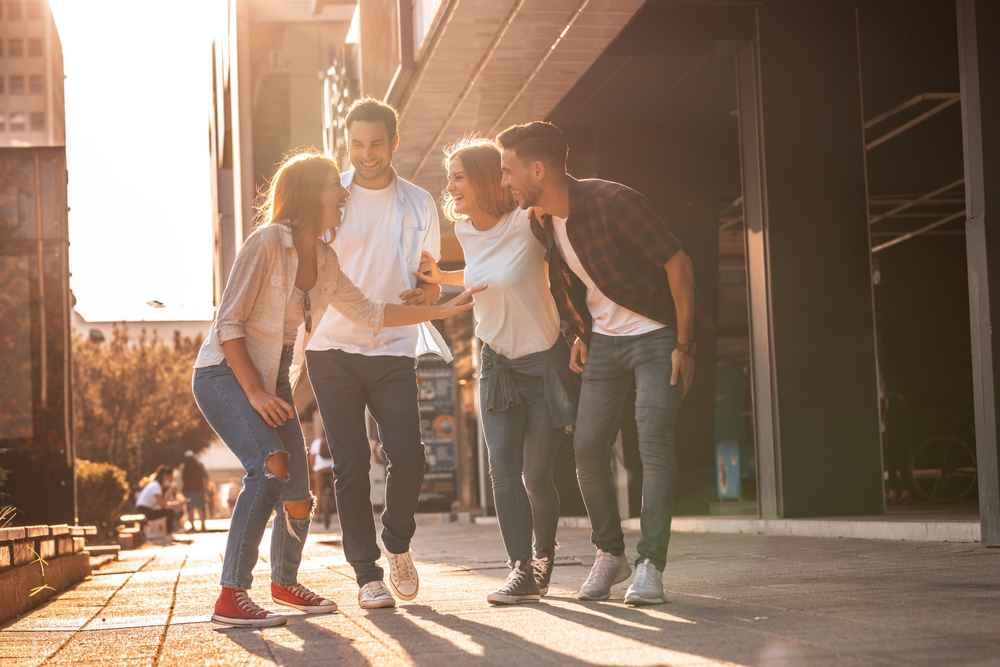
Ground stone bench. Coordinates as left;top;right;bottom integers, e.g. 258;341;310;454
0;524;95;624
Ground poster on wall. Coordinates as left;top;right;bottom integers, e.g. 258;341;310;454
416;359;458;510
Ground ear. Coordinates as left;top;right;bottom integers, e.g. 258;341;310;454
533;160;546;181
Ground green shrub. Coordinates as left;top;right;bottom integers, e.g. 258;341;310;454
76;458;130;536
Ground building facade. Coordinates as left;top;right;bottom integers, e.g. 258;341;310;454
0;0;72;524
344;0;1000;545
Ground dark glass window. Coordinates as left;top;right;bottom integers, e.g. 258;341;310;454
9;38;23;57
29;111;44;130
10;75;24;94
28;37;42;57
7;1;22;21
29;74;42;93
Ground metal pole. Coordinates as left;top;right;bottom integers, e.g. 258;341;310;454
871;210;967;253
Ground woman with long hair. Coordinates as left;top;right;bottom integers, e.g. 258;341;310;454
418;138;577;605
193;150;480;627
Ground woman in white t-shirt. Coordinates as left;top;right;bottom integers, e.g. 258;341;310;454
135;465;182;534
418;138;578;605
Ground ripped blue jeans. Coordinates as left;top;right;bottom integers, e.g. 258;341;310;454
192;346;312;590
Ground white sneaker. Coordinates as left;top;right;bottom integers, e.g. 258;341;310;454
385;550;419;601
358;581;396;609
577;550;631;601
624;559;666;606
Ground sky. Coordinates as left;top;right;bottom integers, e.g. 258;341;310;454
51;0;224;323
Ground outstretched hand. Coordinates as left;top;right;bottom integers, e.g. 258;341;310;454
443;284;487;313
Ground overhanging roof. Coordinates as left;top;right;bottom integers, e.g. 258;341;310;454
393;0;645;199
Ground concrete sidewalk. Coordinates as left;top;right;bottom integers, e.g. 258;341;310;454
1;520;998;666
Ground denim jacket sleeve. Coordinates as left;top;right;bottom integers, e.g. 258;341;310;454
315;246;386;335
214;231;273;344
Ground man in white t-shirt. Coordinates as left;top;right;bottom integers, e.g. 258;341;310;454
498;121;696;607
305;98;444;610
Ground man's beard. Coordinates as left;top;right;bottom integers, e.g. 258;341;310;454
517;183;542;209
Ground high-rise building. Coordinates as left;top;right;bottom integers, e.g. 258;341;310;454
0;0;65;148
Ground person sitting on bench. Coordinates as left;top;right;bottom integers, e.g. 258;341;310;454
135;465;182;534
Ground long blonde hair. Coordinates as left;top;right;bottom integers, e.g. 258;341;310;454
442;138;515;223
256;149;339;233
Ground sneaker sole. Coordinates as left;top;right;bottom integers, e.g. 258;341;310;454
359;598;397;609
487;593;541;605
272;598;338;614
211;613;287;628
624;594;665;606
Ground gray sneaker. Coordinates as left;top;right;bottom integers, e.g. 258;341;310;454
577;550;631;601
624;559;665;606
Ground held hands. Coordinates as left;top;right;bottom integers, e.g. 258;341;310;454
416;251;443;284
671;348;695;397
569;337;588;374
248;389;295;428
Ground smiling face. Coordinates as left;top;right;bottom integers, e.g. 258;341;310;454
500;148;544;209
347;119;397;186
445;156;480;218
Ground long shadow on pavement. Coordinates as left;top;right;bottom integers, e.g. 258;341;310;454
215;614;373;666
366;603;592;666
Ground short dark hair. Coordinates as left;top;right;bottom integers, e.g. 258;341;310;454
345;97;399;139
496;121;568;171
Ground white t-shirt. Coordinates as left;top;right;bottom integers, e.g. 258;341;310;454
135;480;163;508
456;208;560;359
307;182;417;357
551;216;665;337
309;438;334;472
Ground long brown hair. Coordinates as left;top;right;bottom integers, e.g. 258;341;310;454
442;138;515;223
256;149;339;233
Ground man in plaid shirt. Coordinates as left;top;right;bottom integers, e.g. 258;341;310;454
497;121;695;606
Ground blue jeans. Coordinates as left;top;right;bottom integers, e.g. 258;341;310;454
574;327;681;572
192;346;311;590
480;359;565;565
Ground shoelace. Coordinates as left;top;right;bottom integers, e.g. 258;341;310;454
288;584;322;603
233;591;268;617
362;583;391;599
532;557;553;580
391;553;416;580
500;562;532;592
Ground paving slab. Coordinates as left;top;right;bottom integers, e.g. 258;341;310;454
0;522;998;665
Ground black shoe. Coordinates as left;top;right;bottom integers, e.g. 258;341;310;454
532;555;555;596
487;561;540;605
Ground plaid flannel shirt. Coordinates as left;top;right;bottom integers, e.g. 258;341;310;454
530;177;682;345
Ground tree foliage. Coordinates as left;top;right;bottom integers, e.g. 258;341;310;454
72;325;212;483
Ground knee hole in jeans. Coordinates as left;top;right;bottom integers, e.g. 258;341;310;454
265;451;290;481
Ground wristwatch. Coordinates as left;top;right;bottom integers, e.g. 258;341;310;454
675;341;696;356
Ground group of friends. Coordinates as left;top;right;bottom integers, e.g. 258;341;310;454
192;98;695;628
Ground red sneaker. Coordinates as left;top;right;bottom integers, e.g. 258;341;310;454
271;582;338;614
212;587;286;627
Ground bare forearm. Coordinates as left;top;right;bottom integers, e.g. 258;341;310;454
665;251;695;343
221;338;266;396
383;303;463;327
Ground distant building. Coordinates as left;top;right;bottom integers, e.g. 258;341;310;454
70;310;211;346
0;0;64;148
